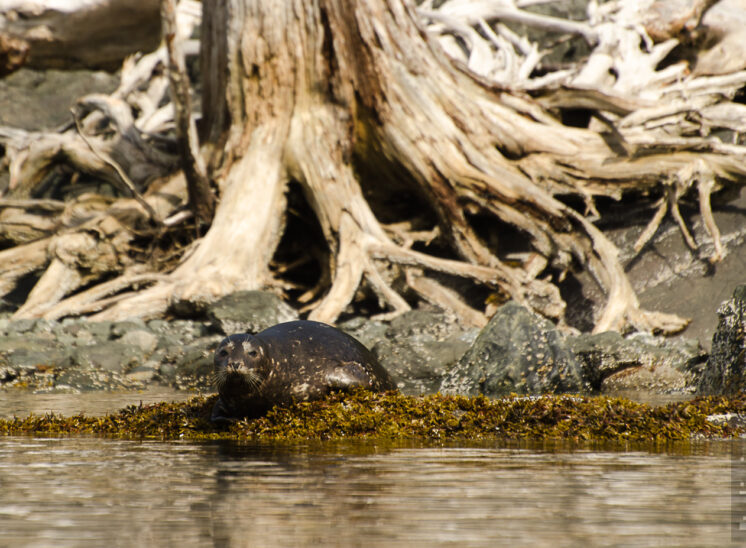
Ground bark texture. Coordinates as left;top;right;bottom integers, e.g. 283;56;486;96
1;0;745;334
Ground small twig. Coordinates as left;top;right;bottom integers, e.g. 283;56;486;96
163;209;193;226
696;165;724;263
668;186;697;251
364;261;411;317
420;6;598;44
406;270;487;327
383;221;439;249
633;197;667;254
71;111;161;224
0;198;65;211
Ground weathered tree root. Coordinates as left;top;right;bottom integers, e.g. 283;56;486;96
1;0;745;336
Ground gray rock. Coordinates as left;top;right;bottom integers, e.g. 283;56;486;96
174;320;213;341
158;363;178;383
31;319;57;335
0;69;119;131
342;309;477;395
118;329;159;355
0;364;19;384
71;343;144;373
0;363;56;388
63;321;98;344
0;336;71;387
62;321;103;344
338;316;389;347
706;413;746;429
207;290;298;335
0;335;60;354
152;320;211;344
85;322;114;340
697;284;746;394
6;347;71;370
5;319;36;335
126;365;157;383
568;331;705;393
146;319;169;333
155;333;183;352
54;334;79;347
55;369;128;391
170;343;215;389
151;334;223;389
440;302;586;397
74;331;96;345
110;320;147;338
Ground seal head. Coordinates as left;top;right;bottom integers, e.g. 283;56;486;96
213;333;266;397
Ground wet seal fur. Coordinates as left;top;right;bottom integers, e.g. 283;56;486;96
211;320;396;421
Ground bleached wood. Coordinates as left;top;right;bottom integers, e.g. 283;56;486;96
1;0;744;335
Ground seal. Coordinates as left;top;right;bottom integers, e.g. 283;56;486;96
211;320;396;421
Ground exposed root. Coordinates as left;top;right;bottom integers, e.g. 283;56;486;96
0;0;744;336
698;171;724;263
406;269;487;328
632;159;726;263
575;212;689;334
0;238;50;297
668;185;697;252
634;197;667;254
307;214;368;323
42;271;169;320
364;260;411;320
87;126;290;321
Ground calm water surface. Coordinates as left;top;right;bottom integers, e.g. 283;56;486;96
0;392;742;547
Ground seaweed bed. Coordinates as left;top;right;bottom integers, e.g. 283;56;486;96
2;390;746;442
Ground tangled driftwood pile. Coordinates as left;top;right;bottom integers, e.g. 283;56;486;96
0;0;745;334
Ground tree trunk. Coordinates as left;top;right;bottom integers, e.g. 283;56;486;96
2;0;746;334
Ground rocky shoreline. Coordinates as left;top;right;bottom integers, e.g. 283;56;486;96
1;286;743;400
2;67;745;403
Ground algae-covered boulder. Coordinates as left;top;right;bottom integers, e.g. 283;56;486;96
698;284;746;395
439;302;586;397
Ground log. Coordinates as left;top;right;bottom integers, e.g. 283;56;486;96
0;0;161;71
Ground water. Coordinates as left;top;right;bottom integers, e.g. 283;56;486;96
0;388;197;418
0;393;743;547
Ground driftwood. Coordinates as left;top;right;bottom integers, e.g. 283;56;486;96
1;0;745;335
0;0;161;73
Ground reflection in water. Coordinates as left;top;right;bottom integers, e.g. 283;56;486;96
0;388;199;419
0;436;740;547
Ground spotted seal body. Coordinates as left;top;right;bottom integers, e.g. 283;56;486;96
211;320;396;421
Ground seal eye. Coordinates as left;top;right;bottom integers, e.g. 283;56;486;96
248;350;259;358
218;349;228;358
